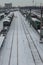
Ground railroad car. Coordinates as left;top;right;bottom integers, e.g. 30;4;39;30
31;17;41;30
0;29;8;36
3;18;10;36
0;13;4;20
8;12;14;22
3;13;14;28
3;18;11;27
5;11;10;15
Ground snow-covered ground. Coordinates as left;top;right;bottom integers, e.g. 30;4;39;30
20;12;43;64
0;11;43;65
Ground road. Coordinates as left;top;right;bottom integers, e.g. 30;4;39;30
0;11;43;65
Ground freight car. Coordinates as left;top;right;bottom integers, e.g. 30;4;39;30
3;18;11;27
0;13;4;20
31;17;41;30
3;18;11;36
8;12;14;21
3;12;14;28
5;11;10;15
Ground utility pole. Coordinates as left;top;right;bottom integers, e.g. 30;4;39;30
30;9;31;26
40;6;43;42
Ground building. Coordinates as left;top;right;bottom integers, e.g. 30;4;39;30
5;3;12;8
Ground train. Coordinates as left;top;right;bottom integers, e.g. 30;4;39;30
0;12;14;36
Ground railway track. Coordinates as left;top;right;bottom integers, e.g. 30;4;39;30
8;31;14;65
17;19;18;65
21;17;43;65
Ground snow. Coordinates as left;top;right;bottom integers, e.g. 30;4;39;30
0;11;43;65
38;30;40;33
10;11;35;65
0;28;14;65
18;13;34;65
21;12;43;63
31;17;40;22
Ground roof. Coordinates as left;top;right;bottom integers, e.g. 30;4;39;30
31;17;40;22
3;17;10;22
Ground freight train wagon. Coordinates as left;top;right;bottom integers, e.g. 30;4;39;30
31;17;41;30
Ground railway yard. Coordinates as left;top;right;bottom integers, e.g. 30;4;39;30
0;10;43;65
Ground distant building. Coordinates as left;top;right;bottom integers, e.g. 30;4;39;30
5;3;12;8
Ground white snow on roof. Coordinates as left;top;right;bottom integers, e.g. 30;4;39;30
3;17;10;22
38;30;40;33
0;13;4;16
31;17;40;22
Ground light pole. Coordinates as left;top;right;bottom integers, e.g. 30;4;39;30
32;0;34;6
